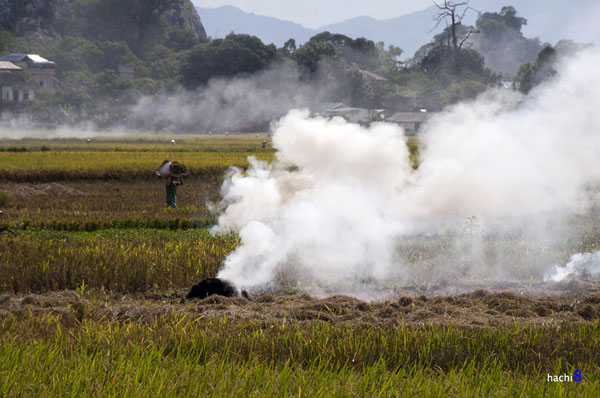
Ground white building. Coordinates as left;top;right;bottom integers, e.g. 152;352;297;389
0;54;56;104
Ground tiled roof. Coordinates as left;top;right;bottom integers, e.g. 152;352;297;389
386;112;430;123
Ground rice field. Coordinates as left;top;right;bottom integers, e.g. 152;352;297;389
1;309;599;397
0;133;274;181
0;133;599;397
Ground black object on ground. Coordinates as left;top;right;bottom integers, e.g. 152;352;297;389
186;277;249;300
0;227;16;236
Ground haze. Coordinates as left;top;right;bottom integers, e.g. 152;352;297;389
192;0;433;28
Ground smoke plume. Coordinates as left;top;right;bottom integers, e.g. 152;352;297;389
130;60;343;132
546;251;600;283
213;46;600;297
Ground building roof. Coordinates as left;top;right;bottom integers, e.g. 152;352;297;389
386;112;430;123
0;54;55;67
310;102;348;114
496;81;514;89
359;69;388;82
324;106;363;114
0;61;22;71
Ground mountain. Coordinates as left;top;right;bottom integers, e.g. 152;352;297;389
197;5;437;56
0;0;207;40
197;5;315;46
320;9;440;58
197;1;599;60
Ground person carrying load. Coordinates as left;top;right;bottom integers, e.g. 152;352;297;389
156;160;187;208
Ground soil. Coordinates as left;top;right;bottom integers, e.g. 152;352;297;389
1;281;600;328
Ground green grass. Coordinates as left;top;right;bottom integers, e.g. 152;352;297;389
0;314;598;397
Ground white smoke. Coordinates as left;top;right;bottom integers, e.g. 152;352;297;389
214;46;600;295
0;125;127;140
129;61;341;133
546;251;600;282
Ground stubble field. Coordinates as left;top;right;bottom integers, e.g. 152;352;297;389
0;133;599;397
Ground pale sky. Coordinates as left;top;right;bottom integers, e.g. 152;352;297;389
192;0;434;28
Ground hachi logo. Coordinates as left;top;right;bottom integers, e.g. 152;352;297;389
547;370;582;383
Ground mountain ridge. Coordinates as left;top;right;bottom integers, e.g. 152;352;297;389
197;1;599;59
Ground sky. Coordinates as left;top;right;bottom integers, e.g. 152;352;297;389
191;0;434;28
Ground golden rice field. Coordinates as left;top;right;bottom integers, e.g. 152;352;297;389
0;133;598;397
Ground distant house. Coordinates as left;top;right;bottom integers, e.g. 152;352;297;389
322;105;370;124
496;81;515;89
386;111;431;134
117;64;135;80
359;69;388;82
311;102;389;124
0;54;56;103
310;102;346;115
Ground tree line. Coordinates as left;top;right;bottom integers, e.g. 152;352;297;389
0;2;563;129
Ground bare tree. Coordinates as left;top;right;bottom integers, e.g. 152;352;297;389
432;1;476;69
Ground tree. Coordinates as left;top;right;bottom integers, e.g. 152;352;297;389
282;38;296;54
304;32;379;68
476;6;527;38
515;44;557;93
433;0;476;71
469;6;540;76
293;40;339;73
499;6;527;31
181;34;277;87
0;28;15;53
165;28;200;52
420;44;486;78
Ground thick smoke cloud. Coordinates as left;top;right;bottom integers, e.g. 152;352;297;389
214;46;600;297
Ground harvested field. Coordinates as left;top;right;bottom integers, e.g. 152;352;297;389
0;179;222;229
1;287;600;327
2;182;89;196
1;136;599;397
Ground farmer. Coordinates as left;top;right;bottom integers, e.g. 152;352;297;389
166;175;183;208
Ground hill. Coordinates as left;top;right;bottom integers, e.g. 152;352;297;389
198;5;314;46
0;0;206;40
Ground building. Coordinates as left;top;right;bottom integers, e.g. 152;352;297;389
322;105;370;123
0;54;56;104
117;64;135;80
359;69;388;82
386;111;431;134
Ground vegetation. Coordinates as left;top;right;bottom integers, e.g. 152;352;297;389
515;44;557;93
472;6;542;76
181;34;277;87
0;134;274;181
1;2;549;128
0;150;272;181
0;229;238;293
0;136;598;396
0;0;204;127
0;1;597;392
0;313;598;396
